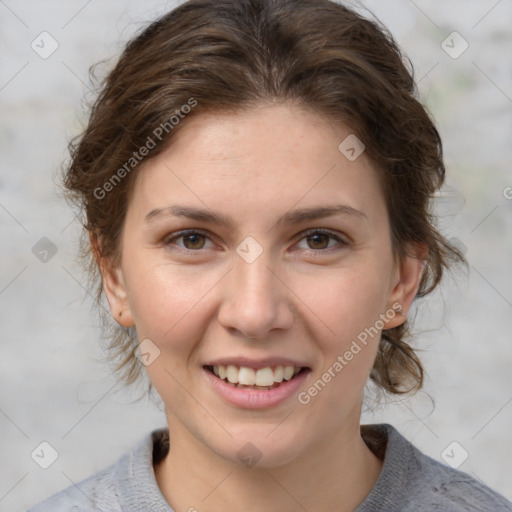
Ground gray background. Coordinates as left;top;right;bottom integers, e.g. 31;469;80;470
1;0;511;510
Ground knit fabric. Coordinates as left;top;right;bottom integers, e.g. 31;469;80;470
27;423;512;511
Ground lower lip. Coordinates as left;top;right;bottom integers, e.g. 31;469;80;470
203;367;309;409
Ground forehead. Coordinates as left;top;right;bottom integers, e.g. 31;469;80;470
165;103;340;172
127;103;385;227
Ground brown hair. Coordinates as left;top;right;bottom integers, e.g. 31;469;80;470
63;0;466;396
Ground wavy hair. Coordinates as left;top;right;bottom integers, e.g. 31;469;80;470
63;0;467;396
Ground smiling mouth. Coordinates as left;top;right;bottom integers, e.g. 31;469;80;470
204;364;310;390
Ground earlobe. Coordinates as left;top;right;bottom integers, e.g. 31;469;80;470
383;247;426;330
89;232;135;328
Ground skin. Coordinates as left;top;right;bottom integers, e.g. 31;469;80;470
98;102;424;512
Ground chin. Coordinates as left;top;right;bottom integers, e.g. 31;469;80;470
210;426;307;469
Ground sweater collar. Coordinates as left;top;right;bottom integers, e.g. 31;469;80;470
113;423;411;511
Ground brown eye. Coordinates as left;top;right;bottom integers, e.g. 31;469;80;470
181;233;206;250
296;229;347;252
306;233;330;250
164;230;213;252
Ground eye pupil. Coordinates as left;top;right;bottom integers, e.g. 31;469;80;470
184;234;205;249
308;233;329;249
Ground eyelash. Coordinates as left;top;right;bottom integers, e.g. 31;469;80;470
162;228;348;255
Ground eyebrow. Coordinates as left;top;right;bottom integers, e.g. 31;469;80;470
145;204;367;229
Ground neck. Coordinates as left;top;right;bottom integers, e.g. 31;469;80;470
154;415;383;512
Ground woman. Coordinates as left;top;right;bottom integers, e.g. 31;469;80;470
28;0;512;510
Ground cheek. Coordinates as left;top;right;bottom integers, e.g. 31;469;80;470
124;258;218;341
296;276;385;418
123;261;220;402
298;261;391;402
307;261;392;347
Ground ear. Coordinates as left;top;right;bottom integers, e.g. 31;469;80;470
89;232;135;328
383;244;426;330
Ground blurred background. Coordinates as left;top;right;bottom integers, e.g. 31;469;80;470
1;0;511;510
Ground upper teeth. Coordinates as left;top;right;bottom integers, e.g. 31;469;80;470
212;365;301;386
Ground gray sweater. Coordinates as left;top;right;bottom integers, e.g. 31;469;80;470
27;424;512;511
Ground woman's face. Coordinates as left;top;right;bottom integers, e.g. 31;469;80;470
102;103;421;467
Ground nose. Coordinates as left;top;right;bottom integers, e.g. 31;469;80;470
216;249;295;340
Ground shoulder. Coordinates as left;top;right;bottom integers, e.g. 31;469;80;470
359;423;512;512
26;461;119;512
411;453;512;511
26;429;168;512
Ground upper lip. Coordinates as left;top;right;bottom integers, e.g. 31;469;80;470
203;357;311;370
